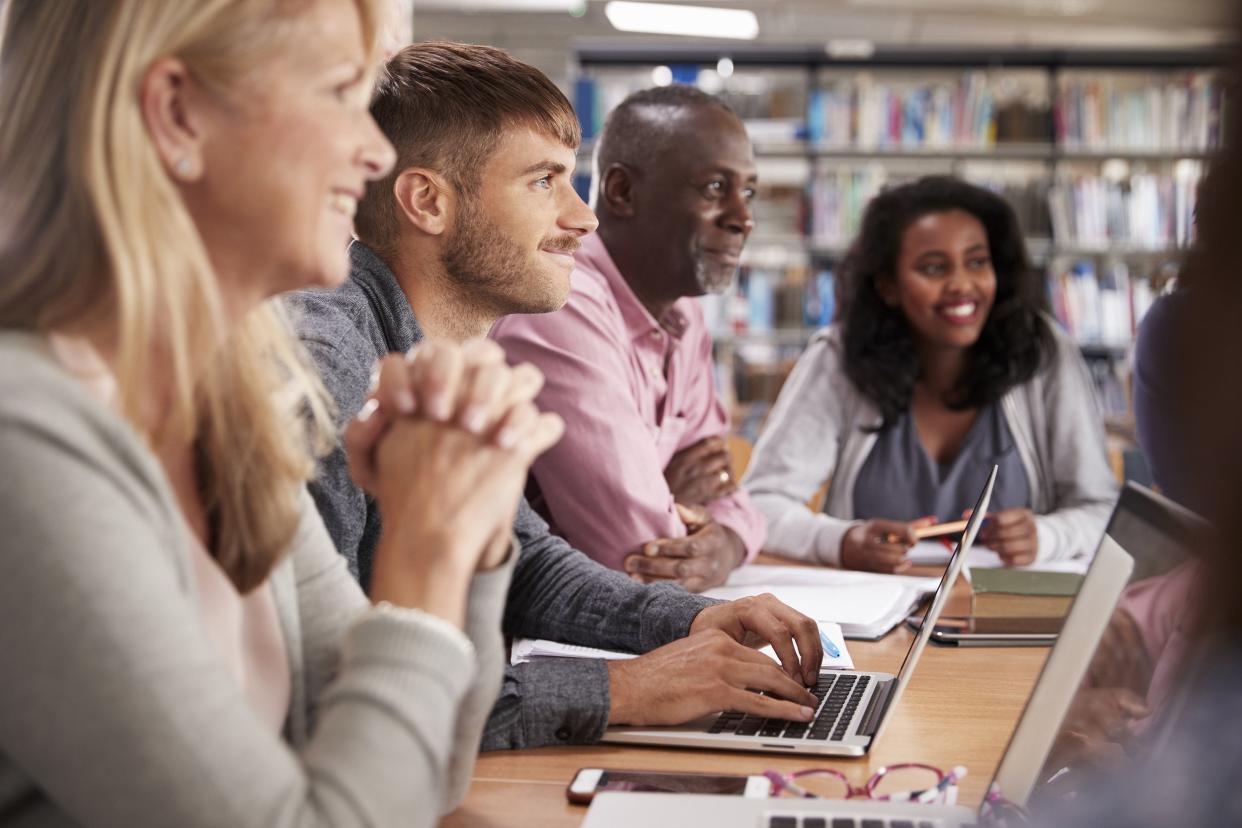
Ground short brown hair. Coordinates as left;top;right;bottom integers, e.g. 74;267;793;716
355;41;581;255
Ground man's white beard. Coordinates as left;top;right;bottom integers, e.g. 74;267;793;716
695;257;738;295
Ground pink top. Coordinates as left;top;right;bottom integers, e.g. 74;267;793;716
1118;560;1197;727
47;334;292;733
491;233;766;571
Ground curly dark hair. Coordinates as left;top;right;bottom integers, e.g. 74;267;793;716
837;175;1054;429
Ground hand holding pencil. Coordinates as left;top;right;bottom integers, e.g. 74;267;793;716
839;516;937;573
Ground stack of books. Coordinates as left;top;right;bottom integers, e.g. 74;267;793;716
970;568;1085;619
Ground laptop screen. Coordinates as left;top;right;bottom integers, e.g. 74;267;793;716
889;466;996;686
987;483;1205;809
868;466;997;747
1105;482;1206;582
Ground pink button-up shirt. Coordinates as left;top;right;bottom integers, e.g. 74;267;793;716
491;233;765;572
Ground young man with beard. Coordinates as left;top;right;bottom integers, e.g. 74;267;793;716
492;86;765;593
289;42;823;751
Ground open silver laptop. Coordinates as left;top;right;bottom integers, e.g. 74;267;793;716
583;530;1136;828
601;467;997;758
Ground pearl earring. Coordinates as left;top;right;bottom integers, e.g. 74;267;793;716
174;158;192;177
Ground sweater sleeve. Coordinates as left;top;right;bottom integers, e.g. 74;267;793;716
743;331;858;566
291;489;515;815
0;377;500;828
1029;328;1119;562
504;499;716;650
473;499;717;749
297;325;381;586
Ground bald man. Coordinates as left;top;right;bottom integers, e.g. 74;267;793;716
492;85;766;593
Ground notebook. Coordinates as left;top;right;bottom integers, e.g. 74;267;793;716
970;567;1085;618
704;566;939;640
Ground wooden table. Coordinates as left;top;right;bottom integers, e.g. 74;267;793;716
444;620;1049;827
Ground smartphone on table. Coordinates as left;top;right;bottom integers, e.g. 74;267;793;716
905;613;1062;646
566;767;772;805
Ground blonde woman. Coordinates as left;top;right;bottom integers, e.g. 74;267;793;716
0;1;562;826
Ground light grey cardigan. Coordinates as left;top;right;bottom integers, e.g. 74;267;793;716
743;322;1118;566
0;331;512;828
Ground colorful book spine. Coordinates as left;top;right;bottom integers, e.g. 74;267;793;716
1055;72;1224;151
809;71;1028;149
1046;165;1202;248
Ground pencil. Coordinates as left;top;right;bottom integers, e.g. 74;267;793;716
912;519;970;540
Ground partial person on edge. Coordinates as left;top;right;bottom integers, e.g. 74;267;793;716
287;42;825;751
0;1;557;825
492;85;767;593
1046;159;1238;781
1038;21;1242;826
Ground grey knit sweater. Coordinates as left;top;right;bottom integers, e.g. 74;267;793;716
0;330;514;827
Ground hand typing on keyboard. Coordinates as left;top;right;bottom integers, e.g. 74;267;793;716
710;673;872;741
606;630;819;726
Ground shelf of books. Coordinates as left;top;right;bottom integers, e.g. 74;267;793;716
572;48;1225;459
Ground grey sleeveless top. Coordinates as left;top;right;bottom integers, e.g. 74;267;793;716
852;403;1031;522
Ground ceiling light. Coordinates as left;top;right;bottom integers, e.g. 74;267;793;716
605;1;760;40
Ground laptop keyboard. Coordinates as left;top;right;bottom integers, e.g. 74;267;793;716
706;673;872;741
765;819;942;828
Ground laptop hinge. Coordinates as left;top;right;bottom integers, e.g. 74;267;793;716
856;678;894;736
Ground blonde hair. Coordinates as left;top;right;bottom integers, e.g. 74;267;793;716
0;0;383;592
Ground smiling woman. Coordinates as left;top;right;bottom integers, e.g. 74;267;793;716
743;175;1118;573
0;1;557;826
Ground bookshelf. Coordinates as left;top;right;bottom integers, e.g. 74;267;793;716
571;46;1227;456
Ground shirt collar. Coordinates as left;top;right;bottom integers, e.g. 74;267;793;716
348;240;425;351
576;233;690;344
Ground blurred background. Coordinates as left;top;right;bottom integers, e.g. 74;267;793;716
406;0;1236;486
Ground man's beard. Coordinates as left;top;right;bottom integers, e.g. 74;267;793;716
692;245;740;295
440;196;578;315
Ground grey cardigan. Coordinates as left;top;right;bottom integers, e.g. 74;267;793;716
287;242;716;751
0;331;513;828
743;322;1118;566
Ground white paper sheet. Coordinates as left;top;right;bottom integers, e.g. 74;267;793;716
759;621;853;669
905;541;1091;574
509;621;855;670
509;639;639;665
906;541;1005;568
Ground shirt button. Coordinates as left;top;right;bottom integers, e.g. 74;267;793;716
555;727;571;741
